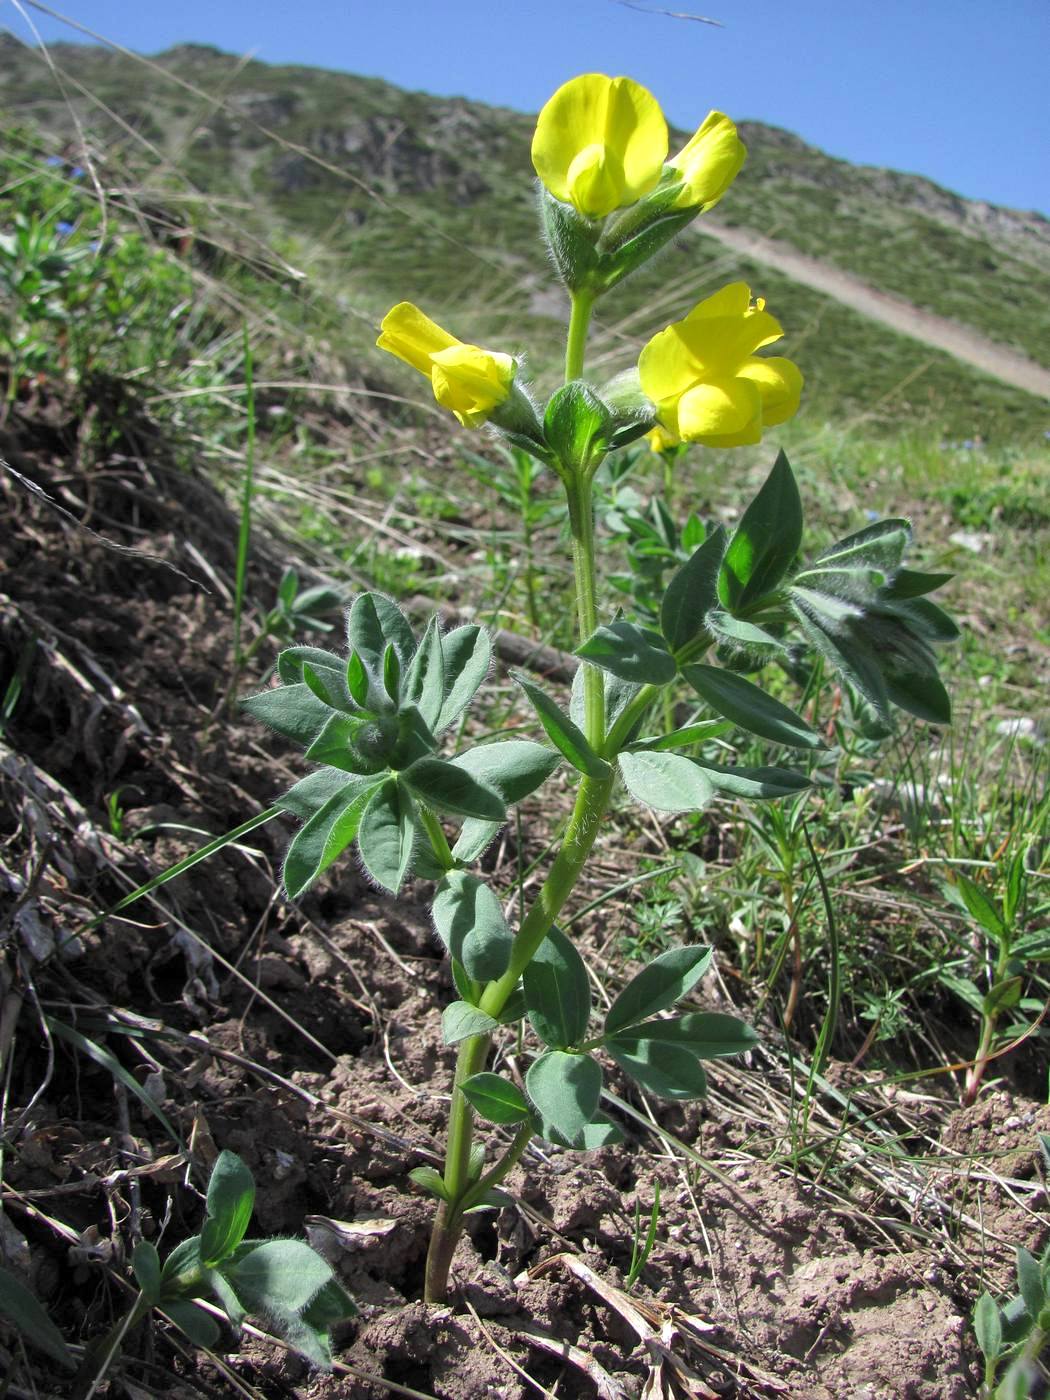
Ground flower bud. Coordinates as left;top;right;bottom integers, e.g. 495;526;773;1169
667;112;746;210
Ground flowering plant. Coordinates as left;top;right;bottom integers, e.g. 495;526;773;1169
247;73;956;1303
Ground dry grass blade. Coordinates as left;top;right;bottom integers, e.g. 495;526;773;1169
512;1317;630;1399
524;1253;720;1398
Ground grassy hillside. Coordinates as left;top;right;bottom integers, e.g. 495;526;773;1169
1;35;1048;440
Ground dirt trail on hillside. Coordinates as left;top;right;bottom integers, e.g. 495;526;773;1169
704;221;1050;400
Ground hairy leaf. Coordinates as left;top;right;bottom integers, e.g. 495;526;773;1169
607;1038;709;1100
526;1051;602;1144
576;620;676;685
605;945;713;1034
660;525;726;652
357;780;415;894
523;926;591;1049
515;674;610;779
720;451;802;611
442;1001;499;1044
432;871;513;982
617;750;715;812
462;1073;532;1124
682;663;824;750
200;1151;256;1268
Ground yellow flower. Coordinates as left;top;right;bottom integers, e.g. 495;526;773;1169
377;302;514;429
531;73;668;219
668;111;746;210
638;283;803;447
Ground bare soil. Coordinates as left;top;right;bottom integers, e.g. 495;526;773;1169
1;387;1046;1398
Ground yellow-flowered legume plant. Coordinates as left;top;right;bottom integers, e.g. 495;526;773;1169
245;73;958;1303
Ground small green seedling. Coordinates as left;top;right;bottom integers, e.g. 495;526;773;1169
76;1151;354;1388
225;564;343;710
974;1216;1050;1395
260;566;344;647
625;1180;661;1291
940;848;1048;1104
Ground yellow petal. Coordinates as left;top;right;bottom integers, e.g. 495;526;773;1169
376;301;458;376
685;282;752;320
638;321;707;404
675;378;762;444
737;355;804;427
430;344;514;429
646;425;680;454
669;111;746;210
682;282;783;362
531;73;667;217
566;143;626;222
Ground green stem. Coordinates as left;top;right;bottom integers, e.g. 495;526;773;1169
424;1029;488;1302
565;290;594;382
965;944;1010;1105
460;1119;535;1209
418;805;456;872
425;282;699;1304
564;477;604;747
481;770;615;1015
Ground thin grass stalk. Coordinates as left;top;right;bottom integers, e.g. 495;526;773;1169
229;327;256;699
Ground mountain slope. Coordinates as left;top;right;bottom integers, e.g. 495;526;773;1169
1;34;1047;438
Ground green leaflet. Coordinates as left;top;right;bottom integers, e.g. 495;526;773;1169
515;673;610;778
450;739;560;803
523;925;591;1049
611;1011;759;1059
241;682;332;746
617;750;715;812
606;1038;709;1100
401;756;506;821
682;663;824;750
404;616;445;729
442;1001;499;1044
438;625;492;731
576;620;676;685
660;524;726;653
461;1072;532;1124
526;1050;602;1144
719;451;802;611
432;870;514;982
283;781;379;899
357;779;416;894
605;945;714;1034
200;1150;256;1268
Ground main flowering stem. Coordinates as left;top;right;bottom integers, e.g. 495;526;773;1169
424;295;620;1304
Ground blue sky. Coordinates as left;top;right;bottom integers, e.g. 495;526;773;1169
6;0;1048;215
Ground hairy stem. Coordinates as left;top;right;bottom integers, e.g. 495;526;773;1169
565;290;593;382
418;804;456;872
426;314;622;1301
